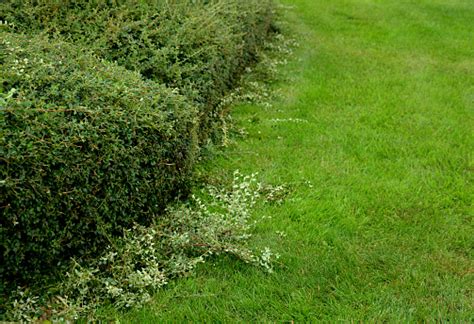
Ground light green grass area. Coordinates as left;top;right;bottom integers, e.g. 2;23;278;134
105;0;473;321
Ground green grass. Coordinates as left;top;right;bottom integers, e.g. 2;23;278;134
104;0;473;321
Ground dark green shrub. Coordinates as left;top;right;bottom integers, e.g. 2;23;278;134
0;0;276;139
0;0;276;287
0;32;198;283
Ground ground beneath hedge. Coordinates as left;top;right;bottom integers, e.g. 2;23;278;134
102;0;473;321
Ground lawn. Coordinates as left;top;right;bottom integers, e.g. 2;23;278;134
103;0;473;321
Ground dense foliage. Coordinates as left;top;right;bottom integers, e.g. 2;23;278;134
0;0;275;139
7;173;280;322
0;0;275;286
1;32;198;283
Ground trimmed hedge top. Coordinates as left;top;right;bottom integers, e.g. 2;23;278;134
1;0;275;138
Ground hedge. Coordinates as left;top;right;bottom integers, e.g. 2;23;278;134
0;32;198;283
0;0;275;139
0;0;275;285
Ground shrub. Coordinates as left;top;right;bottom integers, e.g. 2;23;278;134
0;0;276;287
0;0;276;140
5;172;280;322
0;31;198;284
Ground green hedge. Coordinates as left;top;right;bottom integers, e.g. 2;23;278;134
0;0;275;285
0;32;198;283
0;0;275;139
